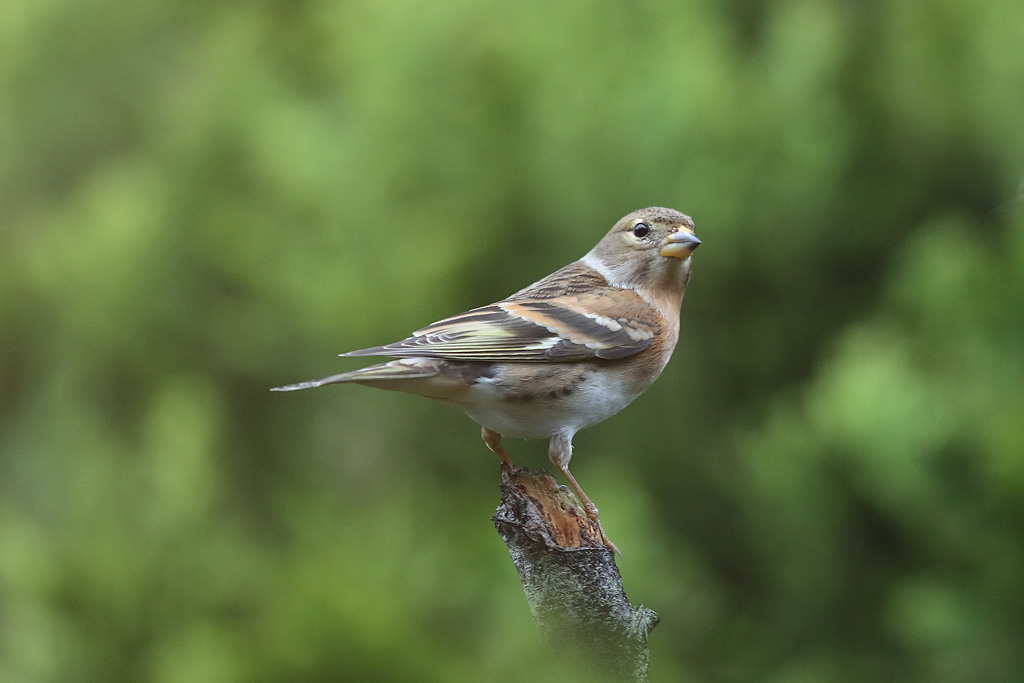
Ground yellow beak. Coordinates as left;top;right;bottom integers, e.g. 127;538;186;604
660;229;701;259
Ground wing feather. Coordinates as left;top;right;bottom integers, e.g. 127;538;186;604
343;291;662;362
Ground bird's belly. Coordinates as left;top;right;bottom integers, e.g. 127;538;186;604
446;364;644;440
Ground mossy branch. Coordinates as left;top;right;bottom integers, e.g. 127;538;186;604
492;466;659;683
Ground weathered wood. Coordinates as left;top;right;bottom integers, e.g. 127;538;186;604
492;466;659;682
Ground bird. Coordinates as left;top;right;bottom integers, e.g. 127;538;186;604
272;207;700;553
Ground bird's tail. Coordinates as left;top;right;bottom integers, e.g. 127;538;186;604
271;358;458;398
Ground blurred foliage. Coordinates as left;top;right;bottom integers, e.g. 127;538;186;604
1;0;1023;681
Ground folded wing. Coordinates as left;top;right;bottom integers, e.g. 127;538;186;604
343;294;661;362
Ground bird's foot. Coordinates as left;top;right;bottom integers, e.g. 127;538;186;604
482;427;516;469
581;502;620;556
597;524;621;557
556;463;621;556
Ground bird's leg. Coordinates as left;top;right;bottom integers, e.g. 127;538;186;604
481;427;515;469
548;433;620;555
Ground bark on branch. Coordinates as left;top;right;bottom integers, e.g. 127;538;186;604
492;466;659;682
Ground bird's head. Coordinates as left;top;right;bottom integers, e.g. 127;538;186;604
584;207;700;296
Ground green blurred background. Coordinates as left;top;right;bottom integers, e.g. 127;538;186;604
2;0;1023;681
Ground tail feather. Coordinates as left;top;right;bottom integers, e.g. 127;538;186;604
271;359;447;393
270;372;358;391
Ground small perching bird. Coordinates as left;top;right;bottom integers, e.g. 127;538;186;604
273;207;700;552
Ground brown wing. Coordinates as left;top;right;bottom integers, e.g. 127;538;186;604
342;287;662;362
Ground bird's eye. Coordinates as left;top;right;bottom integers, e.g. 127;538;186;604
632;222;650;238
